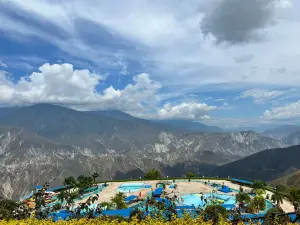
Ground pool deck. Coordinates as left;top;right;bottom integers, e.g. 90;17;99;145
74;179;294;213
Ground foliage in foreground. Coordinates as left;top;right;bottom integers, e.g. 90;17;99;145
0;216;297;225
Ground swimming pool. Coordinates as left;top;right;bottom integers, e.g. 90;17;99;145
117;183;151;193
181;193;236;208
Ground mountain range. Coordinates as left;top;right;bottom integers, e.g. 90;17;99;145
262;125;300;146
211;145;300;182
0;104;286;199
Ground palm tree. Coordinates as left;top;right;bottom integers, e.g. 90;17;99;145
64;176;76;186
289;187;300;209
252;195;266;213
235;192;251;210
271;192;284;208
99;201;114;210
57;190;66;208
67;192;78;209
111;192;127;209
92;172;99;184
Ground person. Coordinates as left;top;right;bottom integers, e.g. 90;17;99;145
204;198;207;206
139;191;142;199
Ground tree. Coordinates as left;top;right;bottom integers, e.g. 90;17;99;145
202;205;228;224
289;187;300;209
66;192;78;209
92;172;99;183
0;199;18;219
99;201;114;210
57;190;67;208
252;180;266;190
185;172;196;182
275;184;287;193
271;192;284;208
77;175;93;193
264;208;290;225
235;192;251;210
64;176;76;186
144;169;161;180
111;192;127;209
252;195;266;213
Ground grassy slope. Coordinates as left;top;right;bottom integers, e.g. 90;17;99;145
272;170;300;188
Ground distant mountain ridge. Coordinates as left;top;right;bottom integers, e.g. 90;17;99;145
152;119;223;133
211;145;300;181
262;125;300;140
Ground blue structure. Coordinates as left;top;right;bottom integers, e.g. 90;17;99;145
218;185;232;193
102;209;133;218
231;178;253;185
153;188;164;197
125;195;137;204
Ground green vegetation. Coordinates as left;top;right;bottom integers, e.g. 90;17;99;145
144;169;162;180
202;205;228;223
0;199;18;219
110;192;127;209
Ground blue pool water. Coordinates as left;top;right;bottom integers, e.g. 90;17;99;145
117;183;151;193
181;193;236;208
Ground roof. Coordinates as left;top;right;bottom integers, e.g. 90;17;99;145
218;185;232;193
153;187;164;196
125;195;137;203
231;178;253;185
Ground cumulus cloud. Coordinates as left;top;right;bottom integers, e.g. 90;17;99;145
157;102;217;120
263;100;300;120
238;89;286;104
0;63;161;113
200;0;277;44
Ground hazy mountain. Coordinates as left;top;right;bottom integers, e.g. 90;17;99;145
211;145;300;181
0;106;19;119
271;170;300;188
153;119;223;133
262;125;300;140
282;131;300;146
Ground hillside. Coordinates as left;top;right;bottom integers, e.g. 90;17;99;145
271;170;300;188
262;125;300;140
212;145;300;181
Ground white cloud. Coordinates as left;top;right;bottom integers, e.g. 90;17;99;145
263;100;300;121
157;102;217;120
0;63;160;113
1;0;300;93
0;60;8;68
238;89;287;104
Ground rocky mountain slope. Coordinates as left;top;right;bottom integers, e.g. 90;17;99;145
211;145;300;181
0;127;216;199
0;104;283;199
271;170;300;188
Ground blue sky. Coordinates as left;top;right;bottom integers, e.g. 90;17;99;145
0;0;300;128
